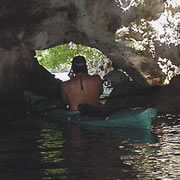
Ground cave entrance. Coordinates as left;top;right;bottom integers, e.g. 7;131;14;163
35;42;112;82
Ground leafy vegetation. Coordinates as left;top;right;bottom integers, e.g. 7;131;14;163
36;42;110;73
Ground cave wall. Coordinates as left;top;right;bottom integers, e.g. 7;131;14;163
0;0;165;93
0;0;179;114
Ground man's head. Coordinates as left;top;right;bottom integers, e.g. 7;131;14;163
71;56;88;73
98;63;104;71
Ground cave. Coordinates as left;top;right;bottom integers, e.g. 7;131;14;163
0;0;180;117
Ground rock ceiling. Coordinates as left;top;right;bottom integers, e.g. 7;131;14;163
0;0;179;97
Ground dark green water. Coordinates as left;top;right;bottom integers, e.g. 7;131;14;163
0;114;179;180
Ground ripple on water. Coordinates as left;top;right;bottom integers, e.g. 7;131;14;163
0;114;179;180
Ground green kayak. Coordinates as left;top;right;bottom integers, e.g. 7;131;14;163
41;106;157;129
25;92;157;129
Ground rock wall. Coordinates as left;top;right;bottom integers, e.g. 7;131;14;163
0;0;179;115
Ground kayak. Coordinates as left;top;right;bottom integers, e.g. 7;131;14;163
25;92;157;129
41;106;157;129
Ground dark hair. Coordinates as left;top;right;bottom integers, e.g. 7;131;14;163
71;56;88;73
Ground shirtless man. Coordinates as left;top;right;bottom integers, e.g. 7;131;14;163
61;56;103;111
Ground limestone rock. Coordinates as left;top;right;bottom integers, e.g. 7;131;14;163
0;0;179;115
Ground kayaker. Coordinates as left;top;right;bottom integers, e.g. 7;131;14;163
61;55;103;111
98;63;107;79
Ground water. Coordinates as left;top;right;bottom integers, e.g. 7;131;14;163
53;72;69;82
0;114;179;180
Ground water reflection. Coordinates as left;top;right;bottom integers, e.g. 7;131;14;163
124;114;180;180
37;128;68;179
0;114;179;179
0;117;43;180
37;115;179;180
37;123;135;179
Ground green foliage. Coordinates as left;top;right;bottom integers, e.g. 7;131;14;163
36;42;108;72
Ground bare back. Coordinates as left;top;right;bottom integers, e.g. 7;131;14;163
61;73;103;111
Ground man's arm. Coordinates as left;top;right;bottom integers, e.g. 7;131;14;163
68;69;75;79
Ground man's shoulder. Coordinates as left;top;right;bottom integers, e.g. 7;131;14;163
89;74;103;84
61;79;71;87
62;77;80;86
